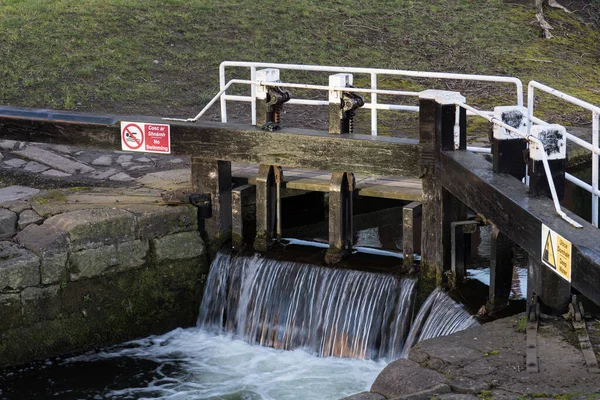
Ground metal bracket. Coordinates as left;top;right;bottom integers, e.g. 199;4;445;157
189;193;212;219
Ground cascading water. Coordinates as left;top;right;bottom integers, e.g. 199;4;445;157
401;287;479;357
198;252;417;360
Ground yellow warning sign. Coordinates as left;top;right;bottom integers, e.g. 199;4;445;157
541;224;571;282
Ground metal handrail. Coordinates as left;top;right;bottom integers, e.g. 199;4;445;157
220;61;524;135
459;102;583;229
528;81;600;227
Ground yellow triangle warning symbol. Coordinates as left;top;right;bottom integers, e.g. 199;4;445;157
543;231;556;268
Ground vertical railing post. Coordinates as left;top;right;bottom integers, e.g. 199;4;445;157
492;106;528;181
191;158;232;257
371;72;378;136
592;111;599;227
418;90;467;286
528;124;567;200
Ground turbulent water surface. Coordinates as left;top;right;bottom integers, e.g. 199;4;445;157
1;251;481;400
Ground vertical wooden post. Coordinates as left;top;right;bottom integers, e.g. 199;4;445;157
191;158;232;255
325;172;355;264
403;201;422;271
419;90;466;285
232;184;256;251
528;253;571;315
450;220;478;288
492;106;528;181
487;226;514;313
528;124;567;200
254;165;283;252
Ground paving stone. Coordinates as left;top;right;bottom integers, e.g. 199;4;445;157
432;394;478;400
0;140;19;150
136;157;153;163
3;200;32;214
127;165;150;171
88;168;118;180
119;162;135;169
153;231;205;262
169;158;184;164
0;241;40;290
42;169;71;177
0;186;40;203
17;209;44;230
0;208;18;239
0;153;3;162
91;155;113;166
4;158;27;168
21;285;61;324
45;208;136;251
138;168;191;190
116;155;133;164
23;161;49;173
136;205;197;239
449;377;491;394
371;358;449;399
15;146;94;174
51;145;76;154
109;172;135;182
16;224;69;285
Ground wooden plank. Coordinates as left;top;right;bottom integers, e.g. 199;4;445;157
441;150;600;307
0;106;420;177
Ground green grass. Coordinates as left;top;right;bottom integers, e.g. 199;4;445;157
0;0;599;130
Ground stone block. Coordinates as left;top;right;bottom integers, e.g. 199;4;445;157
21;285;61;324
45;208;136;251
0;293;22;330
371;358;449;399
108;172;134;182
0;140;19;150
153;231;205;263
69;245;119;280
0;241;40;290
0;209;17;239
116;240;149;270
3;200;32;214
16;224;69;285
91;155;113;166
42;169;71;177
17;210;44;230
135;205;197;239
69;240;149;280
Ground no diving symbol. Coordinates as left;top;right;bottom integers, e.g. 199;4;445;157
122;123;143;150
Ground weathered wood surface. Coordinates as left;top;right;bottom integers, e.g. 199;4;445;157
232;164;422;200
0;106;420;178
441;150;600;306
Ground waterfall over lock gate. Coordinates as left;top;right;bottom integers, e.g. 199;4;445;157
198;252;477;361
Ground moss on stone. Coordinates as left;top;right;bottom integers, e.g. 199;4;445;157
0;255;208;367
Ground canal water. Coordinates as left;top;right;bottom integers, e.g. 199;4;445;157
1;247;481;400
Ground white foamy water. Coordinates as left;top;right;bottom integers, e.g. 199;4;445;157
70;327;386;400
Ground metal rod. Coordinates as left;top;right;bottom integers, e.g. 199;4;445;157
221;61;524;106
276;179;282;241
371;73;378;136
460;103;583;228
593;111;599;226
220;64;227;123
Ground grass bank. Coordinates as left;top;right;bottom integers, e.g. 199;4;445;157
0;0;598;133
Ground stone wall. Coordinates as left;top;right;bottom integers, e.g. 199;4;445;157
0;190;208;367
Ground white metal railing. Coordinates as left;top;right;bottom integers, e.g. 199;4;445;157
459;102;582;229
219;61;524;135
528;81;600;227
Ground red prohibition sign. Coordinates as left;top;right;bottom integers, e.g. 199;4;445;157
122;123;144;150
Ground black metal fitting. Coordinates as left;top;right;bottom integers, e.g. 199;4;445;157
189;193;212;219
